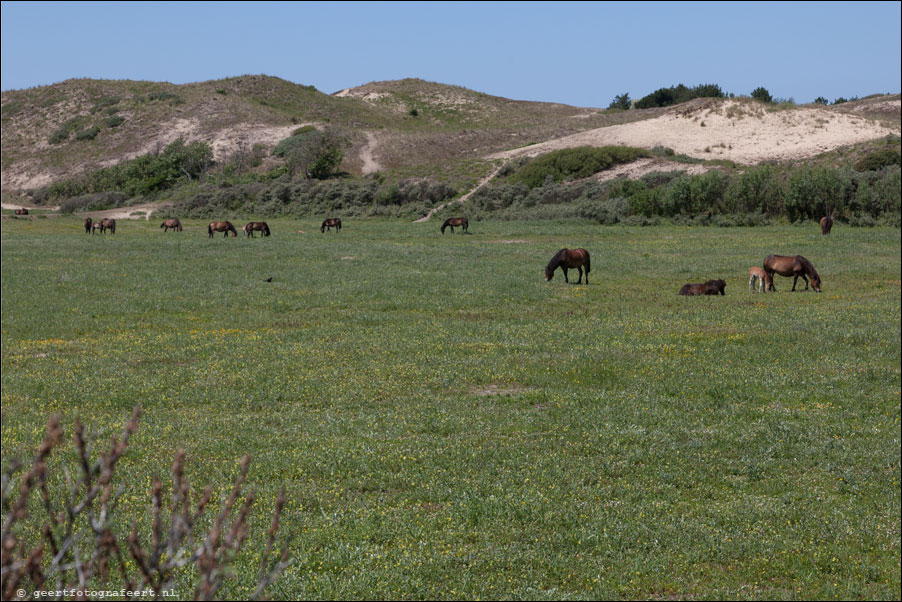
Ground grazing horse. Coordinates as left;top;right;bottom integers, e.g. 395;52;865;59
84;217;93;234
820;216;833;235
763;255;821;292
441;217;468;234
208;221;238;238
679;279;726;296
14;208;29;215
100;218;116;234
544;248;590;284
160;218;183;232
244;221;271;237
748;266;769;293
91;221;104;235
321;218;342;233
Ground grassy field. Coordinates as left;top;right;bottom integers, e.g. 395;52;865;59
1;218;899;599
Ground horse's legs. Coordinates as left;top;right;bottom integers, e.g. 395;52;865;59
576;266;583;284
801;274;809;290
563;268;569;283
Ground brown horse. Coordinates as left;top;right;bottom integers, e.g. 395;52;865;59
679;279;726;296
14;208;29;215
91;221;104;235
763;255;821;292
84;217;93;234
748;267;769;293
321;218;341;233
161;218;183;232
820;216;833;235
100;218;116;234
441;217;468;234
208;221;238;238
244;221;271;237
544;248;590;284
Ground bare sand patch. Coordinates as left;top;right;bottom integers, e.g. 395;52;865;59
489;100;898;165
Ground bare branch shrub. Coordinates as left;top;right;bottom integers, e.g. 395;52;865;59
1;408;290;601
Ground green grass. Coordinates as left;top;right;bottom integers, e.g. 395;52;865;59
2;219;900;599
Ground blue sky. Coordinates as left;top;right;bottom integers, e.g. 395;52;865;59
2;1;899;107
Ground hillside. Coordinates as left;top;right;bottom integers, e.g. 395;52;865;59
1;76;899;209
1;76;643;191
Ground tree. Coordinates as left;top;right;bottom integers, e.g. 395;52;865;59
750;87;773;103
814;96;829;105
608;93;631;110
277;128;346;180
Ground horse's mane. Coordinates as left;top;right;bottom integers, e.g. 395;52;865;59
546;248;568;272
798;256;819;280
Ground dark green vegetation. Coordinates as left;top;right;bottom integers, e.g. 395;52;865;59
464;143;901;226
634;83;726;109
2;218;899;599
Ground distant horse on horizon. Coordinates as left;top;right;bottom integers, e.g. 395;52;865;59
321;218;342;233
763;254;821;292
820;216;833;235
161;218;183;232
441;217;468;234
208;221;238;238
544;248;590;284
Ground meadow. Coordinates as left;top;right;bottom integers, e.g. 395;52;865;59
1;217;899;600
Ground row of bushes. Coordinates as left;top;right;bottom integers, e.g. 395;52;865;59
465;163;901;225
35;140;214;202
164;177;458;220
502;146;650;188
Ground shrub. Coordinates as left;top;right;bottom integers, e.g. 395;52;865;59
75;126;100;141
750;87;773;103
105;115;125;128
58;191;129;213
854;149;901;172
89;96;121;113
634;83;724;109
0;409;290;600
510;146;649;188
608;93;631;110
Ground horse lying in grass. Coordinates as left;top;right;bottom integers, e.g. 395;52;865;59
679;279;726;296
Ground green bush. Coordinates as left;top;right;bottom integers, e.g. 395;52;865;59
634;83;724;109
510;146;649;188
75;126;100;141
854;149;901;172
105;115;125;128
751;87;773;103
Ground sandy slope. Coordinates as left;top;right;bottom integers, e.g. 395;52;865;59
489;99;898;164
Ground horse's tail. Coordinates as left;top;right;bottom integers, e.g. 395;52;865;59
584;251;590;274
208;223;213;237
